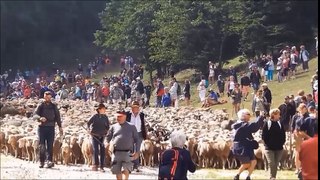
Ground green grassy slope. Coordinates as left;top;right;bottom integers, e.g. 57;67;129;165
90;56;317;118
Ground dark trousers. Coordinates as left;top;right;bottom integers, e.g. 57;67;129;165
156;96;162;107
92;136;105;167
302;61;309;70
38;126;55;163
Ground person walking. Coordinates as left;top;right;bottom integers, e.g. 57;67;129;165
291;103;310;175
230;83;242;115
34;91;63;168
262;83;272;116
299;120;318;180
250;67;262;94
262;108;286;180
126;101;147;172
299;45;310;72
231;109;265;180
107;110;139;180
252;89;268;117
158;130;196;180
87;103;110;172
183;79;191;106
197;78;206;105
240;72;251;101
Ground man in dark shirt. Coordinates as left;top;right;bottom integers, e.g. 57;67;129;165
262;83;272;116
240;72;251;101
34;91;63;168
229;66;238;83
250;67;261;94
87;103;109;172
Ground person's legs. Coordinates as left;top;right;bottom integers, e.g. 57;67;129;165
234;163;250;180
269;70;274;81
46;126;55;165
116;174;123;180
133;133;143;170
122;170;130;180
38;127;46;167
99;137;106;170
273;150;283;178
247;159;257;177
265;150;276;179
92;136;100;170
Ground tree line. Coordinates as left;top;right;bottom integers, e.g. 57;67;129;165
94;0;318;80
1;1;318;76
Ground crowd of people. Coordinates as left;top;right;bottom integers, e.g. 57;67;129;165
0;42;318;179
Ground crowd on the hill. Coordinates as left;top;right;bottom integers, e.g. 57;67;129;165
0;42;318;180
0;44;318;112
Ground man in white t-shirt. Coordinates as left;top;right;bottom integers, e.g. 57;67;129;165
208;61;215;85
125;101;147;172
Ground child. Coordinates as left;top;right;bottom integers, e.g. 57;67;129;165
161;87;171;107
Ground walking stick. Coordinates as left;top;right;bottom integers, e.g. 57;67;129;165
81;124;104;145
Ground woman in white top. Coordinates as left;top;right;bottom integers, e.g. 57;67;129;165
197;79;206;104
252;89;267;117
169;80;178;107
208;61;215;85
227;76;236;97
267;57;275;81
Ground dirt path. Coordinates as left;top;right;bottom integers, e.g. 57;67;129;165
0;154;158;179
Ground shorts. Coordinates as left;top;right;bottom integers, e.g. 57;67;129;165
241;85;250;95
290;64;297;71
110;151;133;174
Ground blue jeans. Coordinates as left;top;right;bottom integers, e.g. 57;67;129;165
132;132;143;168
252;82;260;92
38;126;55;163
268;70;274;81
92;136;105;167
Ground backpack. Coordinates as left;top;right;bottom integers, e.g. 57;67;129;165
158;149;180;180
205;79;209;88
177;84;181;96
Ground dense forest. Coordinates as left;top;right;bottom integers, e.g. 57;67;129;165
1;0;318;75
95;0;318;76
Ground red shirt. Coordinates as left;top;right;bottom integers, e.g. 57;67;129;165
299;135;318;180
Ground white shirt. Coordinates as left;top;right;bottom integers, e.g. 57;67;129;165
267;120;281;130
130;113;142;132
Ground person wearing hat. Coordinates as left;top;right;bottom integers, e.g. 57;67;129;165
135;76;145;104
87;103;110;172
262;83;272;116
107;110;139;180
93;82;102;103
34;90;63;168
125;100;147;172
110;82;124;104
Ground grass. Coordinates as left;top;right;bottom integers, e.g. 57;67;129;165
189;169;297;179
88;56;318;119
164;57;317;118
